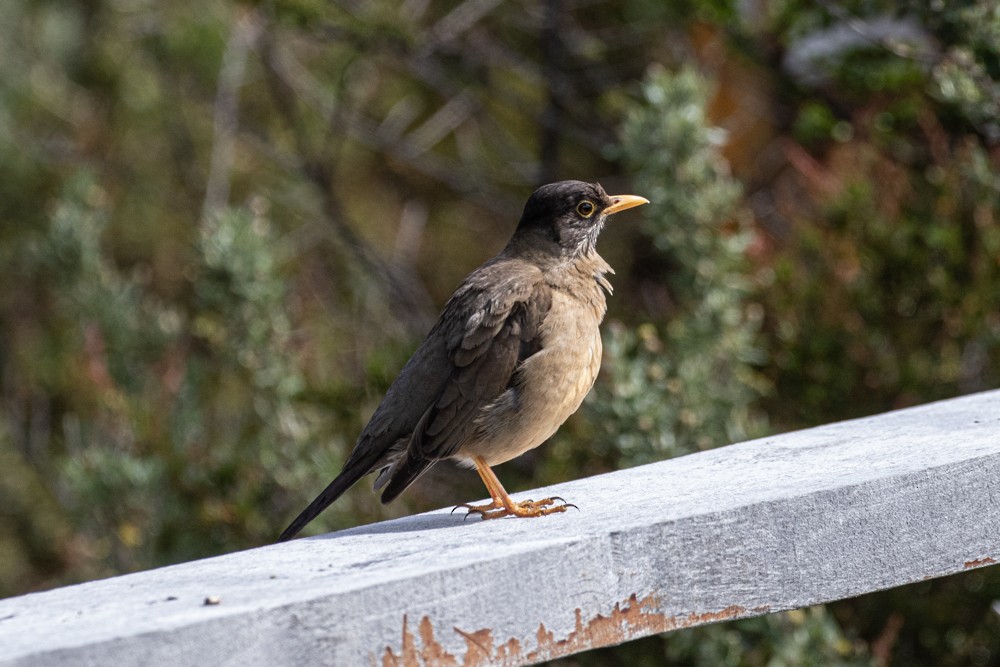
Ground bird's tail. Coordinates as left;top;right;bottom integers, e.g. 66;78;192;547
276;464;369;542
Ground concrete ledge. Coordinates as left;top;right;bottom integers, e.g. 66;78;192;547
2;390;1000;666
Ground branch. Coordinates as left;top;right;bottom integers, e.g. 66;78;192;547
202;10;263;219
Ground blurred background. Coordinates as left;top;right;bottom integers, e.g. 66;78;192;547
1;0;999;664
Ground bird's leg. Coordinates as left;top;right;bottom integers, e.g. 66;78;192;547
454;458;505;516
456;457;573;520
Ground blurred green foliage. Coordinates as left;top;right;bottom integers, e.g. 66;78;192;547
1;0;999;664
582;66;763;464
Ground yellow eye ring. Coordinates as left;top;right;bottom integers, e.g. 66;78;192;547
576;200;595;218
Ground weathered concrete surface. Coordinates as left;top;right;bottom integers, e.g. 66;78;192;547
2;390;999;666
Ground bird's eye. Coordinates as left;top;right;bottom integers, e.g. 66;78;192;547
576;200;595;218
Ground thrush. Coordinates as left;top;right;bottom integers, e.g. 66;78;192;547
277;180;647;541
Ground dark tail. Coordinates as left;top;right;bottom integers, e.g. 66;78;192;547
277;466;368;542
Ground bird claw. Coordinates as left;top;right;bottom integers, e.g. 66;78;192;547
451;497;575;520
453;501;498;521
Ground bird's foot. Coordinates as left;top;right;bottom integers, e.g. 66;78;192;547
454;496;576;520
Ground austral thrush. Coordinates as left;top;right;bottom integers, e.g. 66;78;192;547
278;181;647;541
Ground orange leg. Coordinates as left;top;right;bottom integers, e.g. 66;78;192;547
455;456;575;520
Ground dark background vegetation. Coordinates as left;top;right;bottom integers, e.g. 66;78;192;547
2;0;999;664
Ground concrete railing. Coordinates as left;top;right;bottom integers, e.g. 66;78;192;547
2;390;999;666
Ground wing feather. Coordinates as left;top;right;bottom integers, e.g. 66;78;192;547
379;259;551;502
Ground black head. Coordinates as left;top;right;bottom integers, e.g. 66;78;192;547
514;180;647;257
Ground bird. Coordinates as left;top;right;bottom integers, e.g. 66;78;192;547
277;180;647;541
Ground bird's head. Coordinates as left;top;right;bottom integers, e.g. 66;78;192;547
513;180;648;258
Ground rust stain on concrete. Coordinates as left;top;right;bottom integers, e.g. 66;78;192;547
378;594;769;666
964;557;997;569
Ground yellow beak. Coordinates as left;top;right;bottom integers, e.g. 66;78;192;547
604;194;650;216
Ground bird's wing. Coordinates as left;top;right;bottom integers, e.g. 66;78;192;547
378;258;552;502
277;258;549;540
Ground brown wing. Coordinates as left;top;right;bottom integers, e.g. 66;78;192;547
276;257;549;541
378;258;552;503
